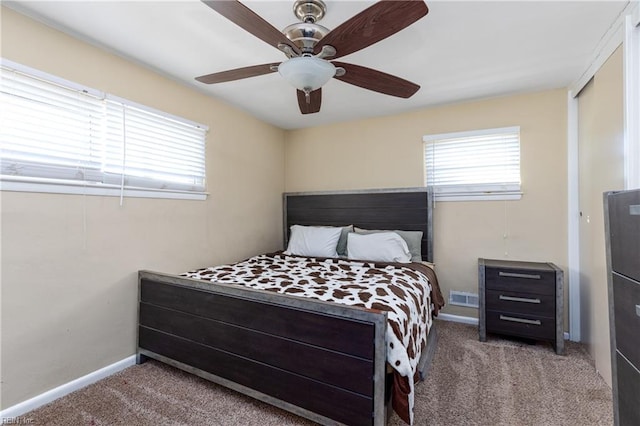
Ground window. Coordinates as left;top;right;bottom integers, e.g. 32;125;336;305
0;59;208;200
423;126;521;201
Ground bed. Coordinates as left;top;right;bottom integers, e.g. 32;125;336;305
137;188;443;426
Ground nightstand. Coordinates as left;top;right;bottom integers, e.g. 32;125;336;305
478;258;564;355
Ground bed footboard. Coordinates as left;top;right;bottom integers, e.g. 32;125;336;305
137;270;388;426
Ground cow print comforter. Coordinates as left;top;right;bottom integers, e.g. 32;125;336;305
182;252;444;425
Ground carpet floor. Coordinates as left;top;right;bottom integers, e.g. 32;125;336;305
24;320;613;425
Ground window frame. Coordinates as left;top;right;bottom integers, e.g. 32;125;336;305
0;59;208;201
423;126;522;202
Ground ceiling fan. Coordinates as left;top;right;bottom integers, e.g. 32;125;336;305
195;0;429;114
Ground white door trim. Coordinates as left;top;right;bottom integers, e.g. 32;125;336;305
566;0;639;343
567;91;581;342
570;2;637;96
624;13;640;189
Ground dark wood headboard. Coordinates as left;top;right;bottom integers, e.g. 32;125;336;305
283;187;434;263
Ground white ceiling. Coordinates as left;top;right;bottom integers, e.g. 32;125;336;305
6;1;629;130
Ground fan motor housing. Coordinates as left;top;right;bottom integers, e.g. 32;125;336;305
283;22;330;53
293;0;326;23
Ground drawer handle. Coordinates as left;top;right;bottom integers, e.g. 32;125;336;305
499;315;542;326
636;305;640;317
630;205;640;215
499;295;541;304
499;271;541;280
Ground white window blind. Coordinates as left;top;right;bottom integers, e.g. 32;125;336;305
423;127;521;201
0;59;207;199
103;97;206;192
1;65;105;183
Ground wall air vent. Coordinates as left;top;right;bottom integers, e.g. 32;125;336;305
449;290;479;308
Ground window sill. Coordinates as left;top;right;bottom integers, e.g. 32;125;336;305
430;183;522;202
434;192;522;202
0;178;208;201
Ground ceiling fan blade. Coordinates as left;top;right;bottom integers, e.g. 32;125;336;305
202;1;300;55
297;89;322;114
333;62;420;98
315;1;428;59
195;63;280;84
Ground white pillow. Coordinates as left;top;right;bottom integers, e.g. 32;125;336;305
347;232;412;263
284;225;342;258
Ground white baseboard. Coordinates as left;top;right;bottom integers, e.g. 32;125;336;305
437;312;479;325
0;313;576;420
437;313;572;341
0;355;136;420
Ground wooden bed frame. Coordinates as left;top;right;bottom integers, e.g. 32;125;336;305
137;188;436;426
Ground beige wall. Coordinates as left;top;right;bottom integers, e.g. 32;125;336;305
286;90;568;321
4;2;623;411
577;46;625;386
0;7;285;408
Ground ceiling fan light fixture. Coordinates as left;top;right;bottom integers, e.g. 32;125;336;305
278;56;335;92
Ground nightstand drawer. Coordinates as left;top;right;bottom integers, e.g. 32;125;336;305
486;289;555;317
485;310;555;341
485;267;556;295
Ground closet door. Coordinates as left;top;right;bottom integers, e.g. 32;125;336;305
577;77;596;344
576;47;624;384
